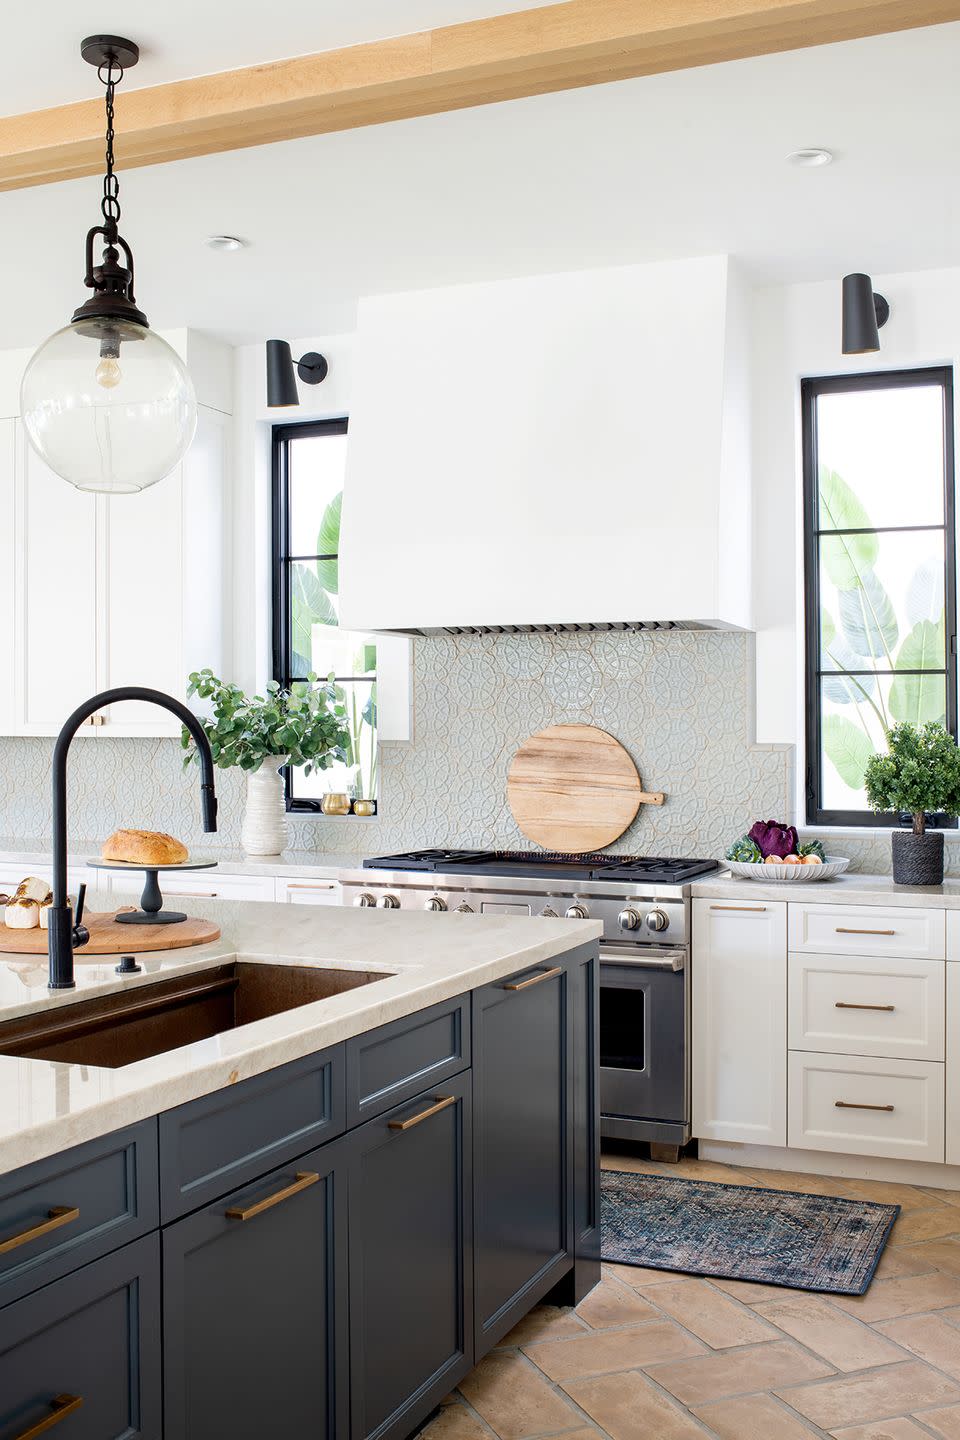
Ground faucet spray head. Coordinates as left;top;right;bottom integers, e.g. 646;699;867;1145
201;784;218;833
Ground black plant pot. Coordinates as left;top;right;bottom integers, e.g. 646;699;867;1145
891;830;944;886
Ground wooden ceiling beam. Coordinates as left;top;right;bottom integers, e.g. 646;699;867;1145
0;0;957;191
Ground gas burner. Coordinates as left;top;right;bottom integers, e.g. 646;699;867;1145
363;849;719;885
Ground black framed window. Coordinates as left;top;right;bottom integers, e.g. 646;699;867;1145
272;419;378;813
803;366;957;827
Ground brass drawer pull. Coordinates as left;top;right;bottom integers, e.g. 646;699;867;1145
388;1095;456;1132
287;883;337;891
0;1206;80;1256
503;966;563;991
835;927;895;936
835;1001;896;1012
835;1100;895;1112
710;904;767;912
14;1394;83;1438
166;890;218;898
226;1171;319;1221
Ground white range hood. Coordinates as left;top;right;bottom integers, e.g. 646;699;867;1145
339;255;752;634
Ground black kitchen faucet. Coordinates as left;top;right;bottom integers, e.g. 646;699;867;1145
47;687;218;990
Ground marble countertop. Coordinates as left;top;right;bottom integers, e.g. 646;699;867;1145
692;870;960;909
0;899;601;1176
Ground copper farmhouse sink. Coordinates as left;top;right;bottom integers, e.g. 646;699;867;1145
0;961;393;1068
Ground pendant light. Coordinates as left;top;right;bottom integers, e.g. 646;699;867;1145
841;273;890;355
21;36;197;494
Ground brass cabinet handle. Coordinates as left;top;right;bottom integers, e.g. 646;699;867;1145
710;904;767;912
287;883;338;891
0;1206;80;1256
835;1100;895;1112
225;1171;319;1221
13;1394;83;1438
503;966;563;991
835;927;895;936
835;1001;896;1012
165;890;218;898
388;1095;456;1132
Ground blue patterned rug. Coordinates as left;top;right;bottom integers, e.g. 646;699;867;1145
601;1170;899;1295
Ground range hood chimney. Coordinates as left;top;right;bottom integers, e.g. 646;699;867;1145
340;256;752;635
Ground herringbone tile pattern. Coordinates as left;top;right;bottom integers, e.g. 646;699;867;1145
418;1151;960;1440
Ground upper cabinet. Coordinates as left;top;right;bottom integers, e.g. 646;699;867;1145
340;255;752;634
0;333;231;738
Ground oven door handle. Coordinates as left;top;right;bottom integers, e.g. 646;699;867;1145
600;945;685;972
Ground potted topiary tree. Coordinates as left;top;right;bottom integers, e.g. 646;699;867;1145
181;670;350;856
864;721;960;885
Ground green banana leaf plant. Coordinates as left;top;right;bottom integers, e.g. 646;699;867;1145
819;465;946;798
290;489;379;801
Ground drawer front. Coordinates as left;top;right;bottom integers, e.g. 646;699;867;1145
276;879;341;906
0;864;95;899
346;996;470;1128
789;904;944;960
107;868;275;903
0;1232;161;1440
159;1047;345;1221
788;952;945;1062
788;1051;945;1162
0;1120;159;1310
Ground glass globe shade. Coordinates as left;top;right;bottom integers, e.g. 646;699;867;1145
20;319;197;494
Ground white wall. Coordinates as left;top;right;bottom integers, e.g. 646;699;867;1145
751;265;960;817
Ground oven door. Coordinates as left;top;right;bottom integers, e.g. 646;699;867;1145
599;945;688;1133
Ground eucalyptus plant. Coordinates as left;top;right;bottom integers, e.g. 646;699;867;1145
864;722;960;834
180;670;350;776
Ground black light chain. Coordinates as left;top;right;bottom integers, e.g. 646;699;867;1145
97;57;124;236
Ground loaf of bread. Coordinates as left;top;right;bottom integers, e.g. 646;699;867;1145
101;829;189;866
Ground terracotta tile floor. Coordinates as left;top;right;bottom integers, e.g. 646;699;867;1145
417;1149;960;1440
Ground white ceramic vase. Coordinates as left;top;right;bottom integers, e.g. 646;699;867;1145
241;765;288;856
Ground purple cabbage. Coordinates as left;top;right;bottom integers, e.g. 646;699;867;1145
747;819;799;858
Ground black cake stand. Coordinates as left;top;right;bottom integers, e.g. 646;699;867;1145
86;858;219;925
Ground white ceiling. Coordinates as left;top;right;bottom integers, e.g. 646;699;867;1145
0;0;564;114
1;20;958;347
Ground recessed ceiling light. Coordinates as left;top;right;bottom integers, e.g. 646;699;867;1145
787;148;834;168
204;235;247;252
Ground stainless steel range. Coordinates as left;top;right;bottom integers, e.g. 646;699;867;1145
339;849;720;1161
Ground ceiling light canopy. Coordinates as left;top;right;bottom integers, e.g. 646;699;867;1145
20;36;196;495
787;148;833;167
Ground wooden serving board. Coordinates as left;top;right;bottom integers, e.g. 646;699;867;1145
0;912;221;955
507;724;665;853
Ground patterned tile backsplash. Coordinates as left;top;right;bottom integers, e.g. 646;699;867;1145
0;629;945;874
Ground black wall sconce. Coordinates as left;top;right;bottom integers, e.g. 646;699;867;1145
842;273;890;355
266;339;328;407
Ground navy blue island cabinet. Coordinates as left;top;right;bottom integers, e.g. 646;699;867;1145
0;940;598;1440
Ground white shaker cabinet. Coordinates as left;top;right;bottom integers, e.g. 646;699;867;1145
4;407;228;738
692;898;787;1146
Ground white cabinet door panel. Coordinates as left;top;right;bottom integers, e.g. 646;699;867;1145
17;436;97;732
948;964;960;1166
692;898;787;1145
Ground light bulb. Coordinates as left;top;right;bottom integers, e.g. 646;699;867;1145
95;355;122;389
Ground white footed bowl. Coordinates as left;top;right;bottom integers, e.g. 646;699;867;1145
723;856;850;883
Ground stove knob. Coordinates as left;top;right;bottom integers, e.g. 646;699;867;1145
455;902;474;914
618;907;642;931
646;908;670;933
378;894;400;909
424;895;448;912
540;906;558;918
353;892;376;908
565;903;590;920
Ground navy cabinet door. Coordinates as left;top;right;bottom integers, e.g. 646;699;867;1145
473;960;574;1352
0;1233;161;1440
348;1070;472;1440
162;1139;347;1440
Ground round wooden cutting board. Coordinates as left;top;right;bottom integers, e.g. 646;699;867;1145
0;912;221;956
507;724;664;853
